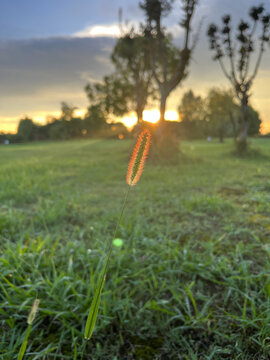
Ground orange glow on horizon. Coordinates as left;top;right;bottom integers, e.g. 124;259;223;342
261;122;270;134
1;108;269;134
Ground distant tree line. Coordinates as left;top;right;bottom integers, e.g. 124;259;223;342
0;86;263;145
177;88;262;141
0;102;129;144
0;86;263;149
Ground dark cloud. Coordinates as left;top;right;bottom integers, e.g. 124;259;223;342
0;37;115;95
0;36;115;116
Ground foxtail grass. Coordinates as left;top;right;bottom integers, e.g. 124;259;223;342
83;129;151;347
17;299;40;360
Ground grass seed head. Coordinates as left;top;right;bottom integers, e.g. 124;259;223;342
27;299;40;325
127;129;151;186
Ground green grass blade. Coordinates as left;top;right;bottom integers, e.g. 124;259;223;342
17;325;32;360
83;187;130;342
84;274;106;340
184;283;198;316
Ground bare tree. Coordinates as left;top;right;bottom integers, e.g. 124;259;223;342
207;5;270;153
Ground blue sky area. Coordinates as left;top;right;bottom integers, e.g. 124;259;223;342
0;0;141;39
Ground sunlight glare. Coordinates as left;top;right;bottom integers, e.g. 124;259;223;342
74;108;87;118
165;110;178;121
143;110;160;123
121;109;180;128
143;109;179;123
121;114;137;128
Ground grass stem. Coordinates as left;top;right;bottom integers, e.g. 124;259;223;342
83;186;131;345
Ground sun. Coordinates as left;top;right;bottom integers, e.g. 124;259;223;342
164;110;179;121
120;109;179;128
74;108;87;118
143;109;179;123
143;109;160;123
121;114;138;128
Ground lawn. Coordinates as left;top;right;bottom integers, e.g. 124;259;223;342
0;138;270;359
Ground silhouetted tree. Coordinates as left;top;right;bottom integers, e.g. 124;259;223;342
48;119;69;140
49;102;83;139
141;0;199;133
84;104;107;133
0;132;7;144
246;106;262;135
17;117;38;142
206;88;238;142
111;30;154;125
207;5;269;152
178;90;205;139
60;102;77;122
85;74;131;118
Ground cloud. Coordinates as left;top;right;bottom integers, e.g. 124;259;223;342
78;71;103;83
0;36;115;120
73;24;121;38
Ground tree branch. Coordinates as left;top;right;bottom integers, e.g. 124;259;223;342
242;20;257;82
191;16;204;52
218;58;233;83
226;28;238;84
248;26;266;84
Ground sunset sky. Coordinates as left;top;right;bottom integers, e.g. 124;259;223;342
0;0;269;133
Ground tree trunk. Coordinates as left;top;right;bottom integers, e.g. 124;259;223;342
159;94;166;124
229;111;237;140
239;104;248;141
135;79;146;126
150;89;180;164
156;91;167;140
218;116;224;143
237;94;249;153
136;107;143;124
219;130;224;143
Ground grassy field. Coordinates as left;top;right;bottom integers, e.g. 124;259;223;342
0;138;270;359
